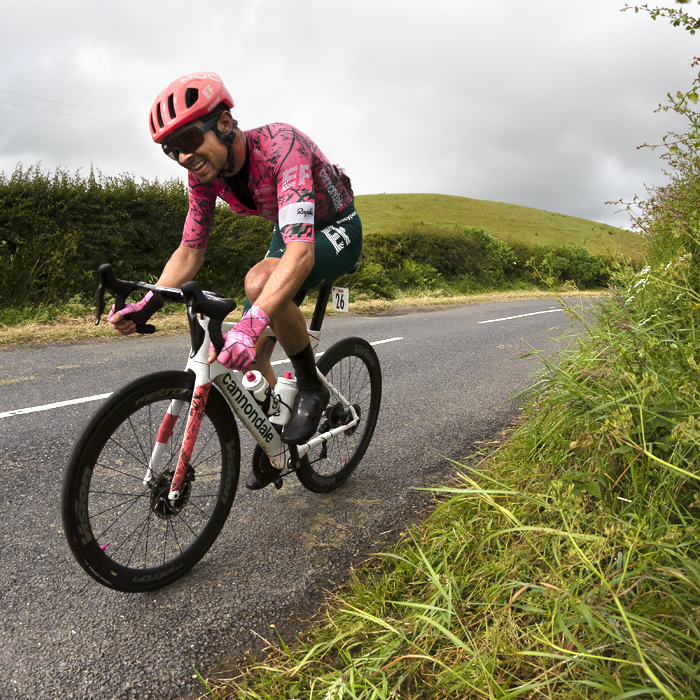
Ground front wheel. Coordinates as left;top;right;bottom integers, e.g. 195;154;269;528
61;371;240;592
296;337;382;493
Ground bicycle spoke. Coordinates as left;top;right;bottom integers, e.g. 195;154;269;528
106;435;150;470
124;515;152;568
89;494;148;521
190;428;217;466
90;489;149;499
92;492;148;542
174;511;202;539
95;461;151;484
184;498;213;520
144;511;152;570
127;414;151;466
170;521;184;557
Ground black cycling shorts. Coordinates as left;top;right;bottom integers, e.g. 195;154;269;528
246;202;362;310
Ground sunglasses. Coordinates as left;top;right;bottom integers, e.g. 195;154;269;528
161;114;222;160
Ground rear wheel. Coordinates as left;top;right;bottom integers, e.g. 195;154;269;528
61;371;240;592
296;337;382;493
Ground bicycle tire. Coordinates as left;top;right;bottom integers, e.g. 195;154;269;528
296;337;382;493
61;371;240;592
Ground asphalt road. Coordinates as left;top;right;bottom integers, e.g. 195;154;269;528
0;298;588;699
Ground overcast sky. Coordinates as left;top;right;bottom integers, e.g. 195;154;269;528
1;0;698;229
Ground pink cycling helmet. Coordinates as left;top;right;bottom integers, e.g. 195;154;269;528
149;72;234;143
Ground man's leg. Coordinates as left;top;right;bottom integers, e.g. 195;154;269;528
247;335;277;386
245;257;310;383
244;257;328;444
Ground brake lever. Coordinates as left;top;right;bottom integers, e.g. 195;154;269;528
95;264;157;334
95;273;107;326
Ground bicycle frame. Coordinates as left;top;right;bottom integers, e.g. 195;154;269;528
143;316;361;501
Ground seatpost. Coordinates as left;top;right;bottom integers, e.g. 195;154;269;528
310;284;333;332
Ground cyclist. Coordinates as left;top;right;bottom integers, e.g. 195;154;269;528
108;72;362;488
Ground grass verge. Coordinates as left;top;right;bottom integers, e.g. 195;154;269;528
0;287;603;347
199;260;699;699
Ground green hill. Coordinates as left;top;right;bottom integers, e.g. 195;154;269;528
354;193;646;261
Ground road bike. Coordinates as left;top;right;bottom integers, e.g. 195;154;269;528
61;265;382;592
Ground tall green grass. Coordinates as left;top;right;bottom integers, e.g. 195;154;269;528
205;11;697;694
211;259;699;700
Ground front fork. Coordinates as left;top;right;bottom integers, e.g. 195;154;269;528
142;316;219;502
143;378;212;502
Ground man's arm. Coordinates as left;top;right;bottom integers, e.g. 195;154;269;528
109;245;206;334
156;244;206;288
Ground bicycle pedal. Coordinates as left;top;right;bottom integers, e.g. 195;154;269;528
273;477;284;490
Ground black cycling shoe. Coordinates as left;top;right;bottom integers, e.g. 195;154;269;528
245;445;283;491
281;384;330;445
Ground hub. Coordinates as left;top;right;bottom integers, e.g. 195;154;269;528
320;403;361;436
150;466;194;519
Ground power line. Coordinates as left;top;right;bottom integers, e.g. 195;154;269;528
0;89;140;122
0;100;141;130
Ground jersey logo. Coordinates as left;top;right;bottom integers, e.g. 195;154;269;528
279;201;315;227
281;164;311;192
323;225;351;254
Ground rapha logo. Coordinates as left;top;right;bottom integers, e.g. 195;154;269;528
297;207;313;218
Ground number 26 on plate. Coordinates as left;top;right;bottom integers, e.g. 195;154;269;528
332;286;349;312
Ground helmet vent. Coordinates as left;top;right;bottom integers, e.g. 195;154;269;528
150;114;156;134
185;88;199;109
167;94;176;120
156;103;164;129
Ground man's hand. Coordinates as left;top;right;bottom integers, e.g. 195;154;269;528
208;305;270;369
108;291;164;336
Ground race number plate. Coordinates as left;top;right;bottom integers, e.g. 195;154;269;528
332;286;349;312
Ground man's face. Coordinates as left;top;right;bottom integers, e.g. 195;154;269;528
172;115;230;184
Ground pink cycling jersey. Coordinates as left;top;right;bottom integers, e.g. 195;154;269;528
181;123;354;249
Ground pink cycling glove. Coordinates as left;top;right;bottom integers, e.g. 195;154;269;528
108;291;164;334
211;305;270;370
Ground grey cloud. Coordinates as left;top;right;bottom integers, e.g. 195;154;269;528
1;0;698;229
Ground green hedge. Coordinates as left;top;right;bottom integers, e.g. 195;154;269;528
0;164;611;309
0;164;272;307
338;225;611;298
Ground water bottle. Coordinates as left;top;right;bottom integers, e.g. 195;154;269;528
270;371;296;428
242;371;279;417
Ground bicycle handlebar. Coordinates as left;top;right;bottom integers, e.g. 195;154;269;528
95;264;237;353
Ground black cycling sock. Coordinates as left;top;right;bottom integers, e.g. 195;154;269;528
289;342;321;392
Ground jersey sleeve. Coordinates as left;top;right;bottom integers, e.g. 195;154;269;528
181;176;217;249
275;137;316;245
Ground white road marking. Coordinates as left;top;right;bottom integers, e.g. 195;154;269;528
0;337;404;419
369;336;404;345
272;336;404;365
478;309;563;324
0;393;113;419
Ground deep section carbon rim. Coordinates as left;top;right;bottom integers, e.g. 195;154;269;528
62;372;239;592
